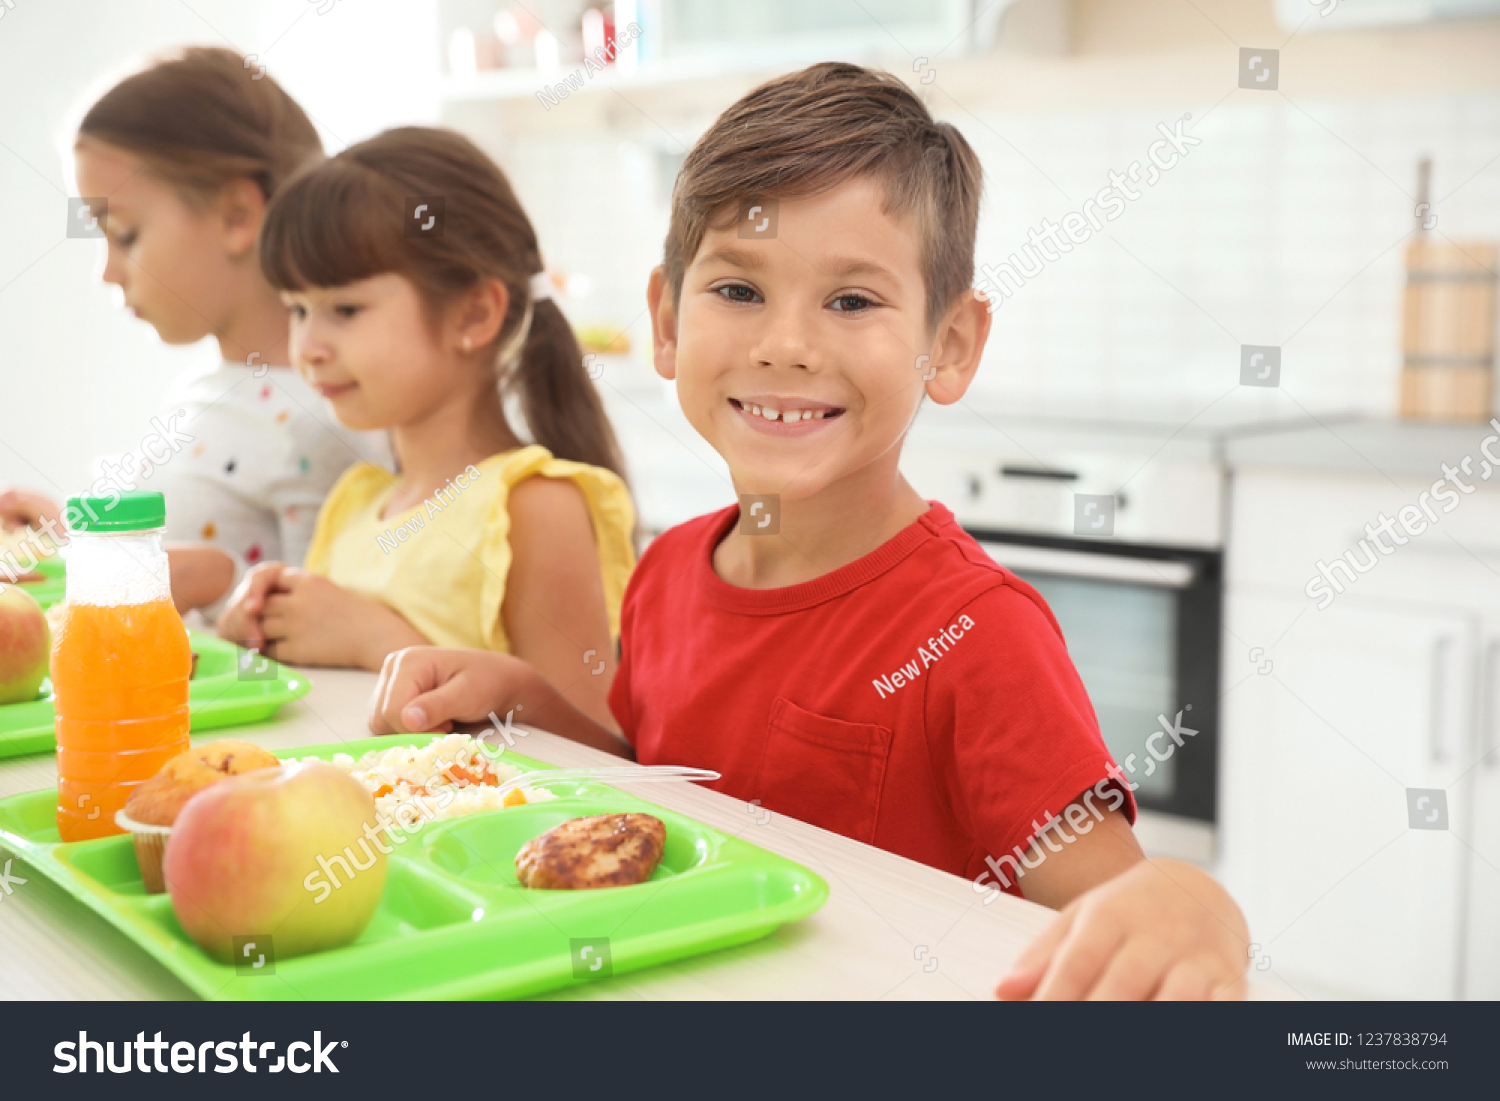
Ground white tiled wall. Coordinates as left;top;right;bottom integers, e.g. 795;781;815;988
468;89;1500;421
968;93;1500;417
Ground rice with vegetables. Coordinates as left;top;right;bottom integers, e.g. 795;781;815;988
306;734;554;825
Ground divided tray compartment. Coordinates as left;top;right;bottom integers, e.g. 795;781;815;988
13;553;65;610
0;734;829;999
0;631;311;759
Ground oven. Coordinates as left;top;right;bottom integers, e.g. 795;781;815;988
898;407;1235;858
967;529;1222;824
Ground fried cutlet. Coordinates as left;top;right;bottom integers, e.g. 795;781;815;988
514;812;666;890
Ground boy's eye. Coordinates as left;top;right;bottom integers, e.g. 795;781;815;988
286;303;307;321
333;303;362;319
714;283;761;305
113;229;138;248
829;293;875;313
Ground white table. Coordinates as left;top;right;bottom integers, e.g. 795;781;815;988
0;667;1276;1000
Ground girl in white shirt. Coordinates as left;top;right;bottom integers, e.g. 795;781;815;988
0;47;386;617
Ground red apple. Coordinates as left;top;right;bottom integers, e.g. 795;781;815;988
0;584;49;704
166;761;387;964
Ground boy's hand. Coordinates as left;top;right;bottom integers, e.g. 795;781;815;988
258;568;428;670
369;647;531;735
370;647;633;758
216;561;288;651
997;858;1250;1001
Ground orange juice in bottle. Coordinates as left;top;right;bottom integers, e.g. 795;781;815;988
53;491;190;841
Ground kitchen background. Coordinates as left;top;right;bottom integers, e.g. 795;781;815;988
1;0;1498;1000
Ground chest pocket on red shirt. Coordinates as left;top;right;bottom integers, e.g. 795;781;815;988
754;697;893;844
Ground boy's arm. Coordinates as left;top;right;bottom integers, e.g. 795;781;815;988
998;790;1250;1000
928;586;1248;999
368;647;634;759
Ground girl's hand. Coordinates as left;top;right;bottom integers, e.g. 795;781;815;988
165;544;237;614
216;561;288;650
259;568;428;670
996;858;1250;1001
369;647;531;734
0;488;61;534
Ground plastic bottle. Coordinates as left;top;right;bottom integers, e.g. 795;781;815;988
53;491;190;841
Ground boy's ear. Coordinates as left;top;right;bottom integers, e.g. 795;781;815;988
923;287;993;405
646;266;679;381
217;177;267;261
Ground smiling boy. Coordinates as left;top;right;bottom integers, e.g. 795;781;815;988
370;63;1250;1000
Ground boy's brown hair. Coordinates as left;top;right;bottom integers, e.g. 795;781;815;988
662;61;983;328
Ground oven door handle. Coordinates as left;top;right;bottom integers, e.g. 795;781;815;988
978;542;1196;588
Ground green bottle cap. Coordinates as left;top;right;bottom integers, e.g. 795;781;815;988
64;491;166;533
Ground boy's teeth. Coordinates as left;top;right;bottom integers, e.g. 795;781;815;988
741;402;831;423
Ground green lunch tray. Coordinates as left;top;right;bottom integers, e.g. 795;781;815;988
0;733;830;999
0;631;311;759
11;553;65;609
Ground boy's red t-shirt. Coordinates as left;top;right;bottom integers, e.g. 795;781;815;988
608;502;1134;894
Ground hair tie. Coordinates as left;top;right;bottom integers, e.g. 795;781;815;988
494;273;553;370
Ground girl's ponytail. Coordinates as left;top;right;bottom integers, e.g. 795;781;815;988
512;298;625;483
260;126;627;487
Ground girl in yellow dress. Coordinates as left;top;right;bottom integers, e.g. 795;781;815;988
216;127;634;731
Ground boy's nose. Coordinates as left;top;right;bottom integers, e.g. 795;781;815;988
752;308;821;371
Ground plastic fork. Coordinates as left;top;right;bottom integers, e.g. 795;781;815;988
493;765;720;802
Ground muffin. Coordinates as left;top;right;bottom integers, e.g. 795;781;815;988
116;740;281;893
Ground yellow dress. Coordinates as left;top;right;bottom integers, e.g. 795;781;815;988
303;446;636;651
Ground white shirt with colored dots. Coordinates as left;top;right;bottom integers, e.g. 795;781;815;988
93;357;392;620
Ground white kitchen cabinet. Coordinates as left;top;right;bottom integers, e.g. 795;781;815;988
1462;619;1500;998
1222;458;1500;1000
1223;590;1477;999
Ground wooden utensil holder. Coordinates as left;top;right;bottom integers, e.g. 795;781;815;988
1400;240;1497;421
